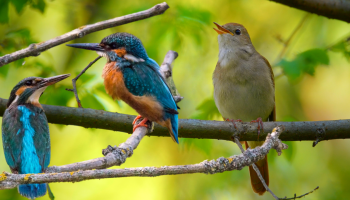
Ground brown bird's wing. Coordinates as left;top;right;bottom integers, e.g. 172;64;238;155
246;55;275;195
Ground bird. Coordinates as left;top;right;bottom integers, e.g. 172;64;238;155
66;33;179;143
2;74;70;199
212;22;275;195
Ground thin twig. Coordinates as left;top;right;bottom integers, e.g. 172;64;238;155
233;137;279;200
274;13;310;64
0;2;169;67
280;186;319;200
0;126;287;189
66;56;102;108
234;126;318;200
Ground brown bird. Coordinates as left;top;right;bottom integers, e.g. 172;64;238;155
212;22;275;195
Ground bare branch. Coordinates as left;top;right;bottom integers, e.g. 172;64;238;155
66;56;102;108
280;186;319;200
160;50;183;102
0;126;287;189
0;2;169;67
1;97;350;141
269;0;350;23
46;121;150;173
233;126;288;200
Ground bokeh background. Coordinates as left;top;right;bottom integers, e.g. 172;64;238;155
1;0;350;199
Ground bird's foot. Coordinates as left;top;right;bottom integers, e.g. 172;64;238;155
250;117;263;137
225;118;243;129
132;115;143;125
133;118;150;132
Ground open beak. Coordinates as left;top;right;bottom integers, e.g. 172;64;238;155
66;43;105;52
40;74;71;87
213;22;233;35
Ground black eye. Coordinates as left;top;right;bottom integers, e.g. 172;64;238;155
111;43;117;49
25;80;32;86
235;29;241;35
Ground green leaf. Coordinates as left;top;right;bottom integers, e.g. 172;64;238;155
181;138;213;156
329;38;350;61
10;0;29;14
30;0;46;13
191;98;221;120
0;0;9;24
40;85;72;107
279;48;329;81
80;92;105;110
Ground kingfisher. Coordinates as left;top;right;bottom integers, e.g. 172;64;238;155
213;22;275;195
2;74;70;199
67;33;179;143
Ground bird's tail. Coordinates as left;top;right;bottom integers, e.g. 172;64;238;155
167;113;179;144
245;141;269;195
18;183;47;199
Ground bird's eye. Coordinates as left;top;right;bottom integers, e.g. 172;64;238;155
235;29;241;35
111;43;117;49
25;80;32;86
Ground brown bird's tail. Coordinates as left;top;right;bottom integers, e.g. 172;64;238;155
245;141;269;195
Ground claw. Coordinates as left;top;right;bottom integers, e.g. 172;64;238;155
250;117;263;138
133;118;149;132
225;118;243;129
132;115;143;125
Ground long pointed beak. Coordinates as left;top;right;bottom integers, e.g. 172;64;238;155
66;43;104;51
213;22;233;35
40;74;71;87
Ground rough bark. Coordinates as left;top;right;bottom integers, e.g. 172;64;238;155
270;0;350;23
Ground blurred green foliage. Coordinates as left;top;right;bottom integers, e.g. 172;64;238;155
1;0;350;199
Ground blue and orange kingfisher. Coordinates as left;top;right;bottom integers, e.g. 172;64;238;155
67;33;179;143
2;74;70;199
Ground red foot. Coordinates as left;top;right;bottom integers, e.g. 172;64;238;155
225;118;243;129
132;115;143;125
250;117;263;137
133;118;149;132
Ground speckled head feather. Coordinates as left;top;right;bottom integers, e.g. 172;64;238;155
100;33;149;60
7;74;70;108
7;77;41;107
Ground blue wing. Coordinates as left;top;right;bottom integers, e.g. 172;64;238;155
2;108;23;172
119;59;179;143
120;59;178;113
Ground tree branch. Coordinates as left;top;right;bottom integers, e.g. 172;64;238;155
0;2;169;67
46;121;151;173
0;126;287;189
269;0;350;23
0;98;348;141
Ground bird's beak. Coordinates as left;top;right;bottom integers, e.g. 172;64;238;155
66;43;105;52
40;74;71;87
213;22;233;35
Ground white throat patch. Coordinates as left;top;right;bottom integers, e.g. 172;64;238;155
124;54;145;62
26;86;47;104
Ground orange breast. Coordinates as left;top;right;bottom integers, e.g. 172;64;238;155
102;62;165;122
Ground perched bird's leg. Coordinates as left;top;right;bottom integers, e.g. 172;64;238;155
133;118;150;132
250;117;264;136
132;115;143;125
225;118;243;129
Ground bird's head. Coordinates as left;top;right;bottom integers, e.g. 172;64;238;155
7;74;70;108
67;33;148;63
213;22;253;49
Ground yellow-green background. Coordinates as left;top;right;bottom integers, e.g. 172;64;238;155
1;0;350;199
